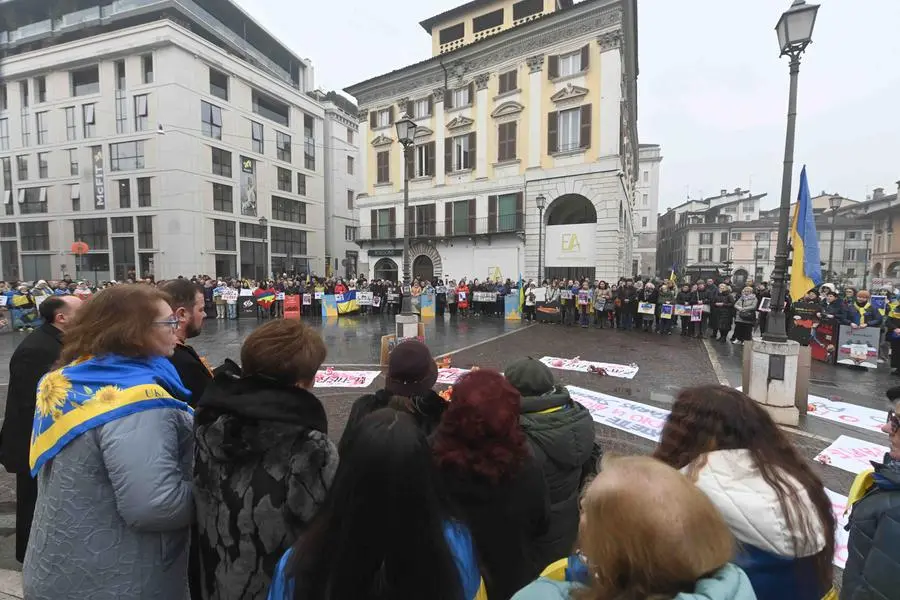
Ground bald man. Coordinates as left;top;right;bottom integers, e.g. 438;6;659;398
0;294;81;562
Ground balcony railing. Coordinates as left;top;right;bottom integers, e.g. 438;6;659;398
357;213;525;243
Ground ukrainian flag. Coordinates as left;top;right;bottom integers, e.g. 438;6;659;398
336;289;360;314
669;264;677;283
30;355;192;476
789;165;822;302
518;273;524;312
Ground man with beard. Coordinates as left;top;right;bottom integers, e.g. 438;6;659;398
160;279;211;405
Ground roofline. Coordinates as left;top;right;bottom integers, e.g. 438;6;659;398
419;0;575;34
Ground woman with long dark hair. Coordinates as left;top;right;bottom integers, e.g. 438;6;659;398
653;385;835;600
433;370;550;600
267;409;484;600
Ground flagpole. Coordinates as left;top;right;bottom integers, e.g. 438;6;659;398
764;52;801;344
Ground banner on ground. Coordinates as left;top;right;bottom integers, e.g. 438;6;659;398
314;369;380;388
807;394;887;433
540;357;639;379
566;385;668;442
437;367;470;385
836;325;879;369
825;488;850;569
815;435;889;475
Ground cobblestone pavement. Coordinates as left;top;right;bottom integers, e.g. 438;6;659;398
0;315;886;590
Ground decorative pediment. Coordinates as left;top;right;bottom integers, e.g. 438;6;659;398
414;126;434;139
491;101;525;119
371;134;394;147
551;83;589;103
446;115;474;131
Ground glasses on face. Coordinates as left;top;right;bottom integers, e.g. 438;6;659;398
153;317;179;331
888;410;900;433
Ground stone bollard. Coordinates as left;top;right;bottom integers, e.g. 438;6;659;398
742;338;801;426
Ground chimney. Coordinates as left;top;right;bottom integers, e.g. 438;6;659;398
720;188;727;196
734;187;741;193
873;187;885;200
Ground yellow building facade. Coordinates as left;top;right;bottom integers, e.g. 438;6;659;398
345;0;639;284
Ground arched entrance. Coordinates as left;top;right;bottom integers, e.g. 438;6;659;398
373;258;398;282
413;255;434;282
888;262;900;279
544;194;597;282
873;263;883;278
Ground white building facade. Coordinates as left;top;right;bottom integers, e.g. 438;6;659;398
0;0;326;282
633;143;661;277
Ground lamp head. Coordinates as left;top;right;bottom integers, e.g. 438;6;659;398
395;114;417;147
775;0;819;56
535;194;547;211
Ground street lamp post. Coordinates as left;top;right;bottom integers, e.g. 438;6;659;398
754;232;765;282
826;195;842;282
536;194;547;283
863;232;872;289
258;216;268;281
764;0;819;343
395;113;417;312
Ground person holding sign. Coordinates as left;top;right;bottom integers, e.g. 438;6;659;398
592;281;612;328
637;283;657;333
675;284;693;336
457;280;470;317
656;281;676;335
577;281;591;328
732;286;759;345
712;284;735;343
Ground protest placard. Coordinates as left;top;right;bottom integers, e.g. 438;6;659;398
836;325;880;369
222;289;239;302
302;294;312;305
540;357;639;379
314;369;380;388
690;305;703;322
660;305;673;319
637;302;655;315
314;291;324;300
437;367;470;385
560;290;573;300
357;291;373;306
578;291;590;305
674;304;690;317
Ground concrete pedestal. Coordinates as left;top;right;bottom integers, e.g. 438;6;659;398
395;314;420;340
741;338;801;426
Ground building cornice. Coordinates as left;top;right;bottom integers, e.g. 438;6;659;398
345;1;622;107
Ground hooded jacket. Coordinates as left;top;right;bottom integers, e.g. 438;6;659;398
193;365;338;600
519;386;598;568
841;456;900;599
686;449;828;600
341;388;447;449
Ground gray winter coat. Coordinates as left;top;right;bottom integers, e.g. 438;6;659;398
734;294;759;324
23;407;194;599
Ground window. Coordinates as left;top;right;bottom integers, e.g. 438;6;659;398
376;151;390;184
272;196;306;224
65;107;77;141
37;152;48;179
20;222;49;251
115;90;128;134
276;167;292;192
451;134;473;171
473;8;503;33
276;131;292;162
698;248;712;262
731;232;742;241
498;70;518;94
35;112;48;144
452;200;472;235
20;114;29;146
71;66;100;96
642;193;648;206
720;231;729;244
213;219;236;250
755;247;770;260
414;98;431;118
347;156;354;174
498;121;517;161
70;183;81;211
347;128;354;144
452;86;471;107
643;171;649;183
844;248;858;261
0;85;6;111
742;201;755;212
141;54;154;84
558;50;585;77
271;227;307;256
0;223;16;237
73;218;108;249
34;76;47;103
137;216;153;249
111;216;133;234
557;107;583;152
303;114;315;170
65;149;79;176
513;0;543;20
251;121;264;153
497;194;517;232
117;179;131;208
209;68;229;101
211;147;232;177
134;95;149;131
115;60;126;91
0;119;8;151
848;231;859;240
239;222;267;239
699;232;713;245
110;141;145;171
20;81;29;108
414;143;434;178
252;90;290;126
720;248;730;262
347;190;354;209
16;155;27;181
439;22;464;45
201;101;222;139
213;183;233;212
82;103;96;138
137;177;151;207
642;216;648;228
297;173;307;196
375;109;392;128
345;226;356;241
19;188;48;214
414;204;437;236
374;208;392;239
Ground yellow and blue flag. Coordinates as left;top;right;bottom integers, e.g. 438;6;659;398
518;273;524;311
669;264;677;283
336;289;360;314
254;288;276;309
789;165;822;301
30;355;192;476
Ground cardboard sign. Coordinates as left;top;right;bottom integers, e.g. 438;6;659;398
314;369;380;388
690;305;703;322
357;291;373;306
660;304;673;319
578;291;590;305
637;302;655;315
811;319;838;363
815;435;889;475
540;357;639;380
560;290;573;300
836;325;880;369
674;304;690;317
222;289;239;302
302;294;312;305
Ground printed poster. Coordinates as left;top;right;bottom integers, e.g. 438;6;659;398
302;294;312;305
836;325;880;369
811;318;838;364
357;291;373;306
560;290;573;300
690;305;703;322
789;300;820;346
314;369;380;388
637;302;655;315
314;291;324;300
436;286;447;294
540;357;639;380
578;291;590;305
815;435;889;475
660;304;673;319
437;367;470;385
674;304;690;317
373;296;382;308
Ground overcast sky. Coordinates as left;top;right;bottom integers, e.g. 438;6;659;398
235;0;900;212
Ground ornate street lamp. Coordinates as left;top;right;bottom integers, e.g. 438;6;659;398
536;194;547;283
765;0;819;343
395;114;417;286
826;195;842;282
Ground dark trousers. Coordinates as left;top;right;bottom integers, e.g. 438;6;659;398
734;322;754;341
891;338;900;370
15;471;37;563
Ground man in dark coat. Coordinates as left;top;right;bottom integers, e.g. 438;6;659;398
160;279;211;405
505;357;600;569
0;295;82;562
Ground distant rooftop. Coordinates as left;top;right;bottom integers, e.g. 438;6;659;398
419;0;574;32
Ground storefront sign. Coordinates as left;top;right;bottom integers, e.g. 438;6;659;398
369;249;403;257
92;147;105;209
544;224;596;267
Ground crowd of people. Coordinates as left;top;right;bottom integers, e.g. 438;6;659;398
1;280;898;599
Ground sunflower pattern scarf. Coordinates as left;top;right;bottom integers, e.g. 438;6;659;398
30;354;193;476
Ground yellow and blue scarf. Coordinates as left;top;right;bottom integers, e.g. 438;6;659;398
30;354;193;476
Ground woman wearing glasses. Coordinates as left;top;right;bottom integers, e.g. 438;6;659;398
23;285;194;600
841;393;900;599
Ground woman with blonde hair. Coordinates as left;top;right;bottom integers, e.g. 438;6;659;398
512;456;756;600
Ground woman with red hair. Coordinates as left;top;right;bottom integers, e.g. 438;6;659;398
432;370;550;600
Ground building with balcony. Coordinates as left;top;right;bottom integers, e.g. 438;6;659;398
344;0;640;283
864;183;900;288
633;143;661;277
0;0;327;282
